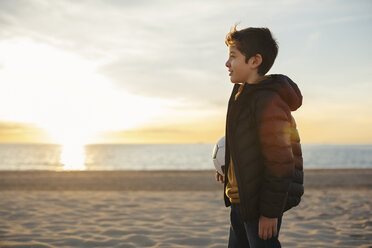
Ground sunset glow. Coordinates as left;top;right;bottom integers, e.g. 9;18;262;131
0;38;184;145
0;1;371;144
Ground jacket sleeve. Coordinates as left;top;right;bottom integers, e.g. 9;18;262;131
255;91;295;218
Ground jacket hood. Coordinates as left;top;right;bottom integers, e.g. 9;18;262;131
247;74;303;111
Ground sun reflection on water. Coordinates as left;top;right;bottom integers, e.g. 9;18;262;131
60;142;86;170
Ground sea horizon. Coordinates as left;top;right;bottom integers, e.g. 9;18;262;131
1;143;372;171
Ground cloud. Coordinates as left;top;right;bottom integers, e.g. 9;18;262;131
1;0;372;143
0;0;235;108
0;0;322;104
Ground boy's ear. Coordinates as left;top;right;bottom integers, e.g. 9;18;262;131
249;54;263;69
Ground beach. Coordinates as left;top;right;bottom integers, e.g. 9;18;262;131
1;169;372;247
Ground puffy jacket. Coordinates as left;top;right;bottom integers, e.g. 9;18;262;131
223;74;304;221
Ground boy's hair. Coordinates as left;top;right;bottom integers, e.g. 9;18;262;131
225;25;278;76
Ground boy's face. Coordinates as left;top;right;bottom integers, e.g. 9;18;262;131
225;46;255;84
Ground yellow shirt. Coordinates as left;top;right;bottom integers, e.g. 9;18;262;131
225;155;240;203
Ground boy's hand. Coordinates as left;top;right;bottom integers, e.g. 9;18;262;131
258;216;278;240
215;171;224;184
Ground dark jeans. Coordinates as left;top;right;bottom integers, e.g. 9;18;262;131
228;203;282;248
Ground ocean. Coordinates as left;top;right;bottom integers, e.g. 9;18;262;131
0;143;371;171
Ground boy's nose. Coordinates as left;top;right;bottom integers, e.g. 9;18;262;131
225;60;230;68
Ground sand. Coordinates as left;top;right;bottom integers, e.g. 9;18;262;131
0;169;372;248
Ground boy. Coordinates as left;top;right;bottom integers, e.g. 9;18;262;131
216;26;304;248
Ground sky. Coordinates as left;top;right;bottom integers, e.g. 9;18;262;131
0;0;371;145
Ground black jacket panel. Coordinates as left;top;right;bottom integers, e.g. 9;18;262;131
223;74;304;221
